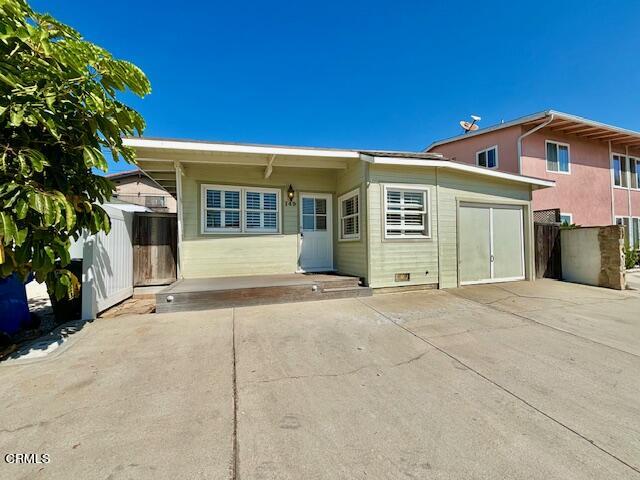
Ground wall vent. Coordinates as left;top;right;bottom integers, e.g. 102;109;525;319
395;273;410;282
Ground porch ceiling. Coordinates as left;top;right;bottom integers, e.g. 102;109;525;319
124;138;361;196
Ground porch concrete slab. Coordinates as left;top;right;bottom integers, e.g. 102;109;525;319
0;310;234;480
234;297;636;479
162;272;356;293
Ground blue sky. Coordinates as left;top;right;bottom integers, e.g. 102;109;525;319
32;0;640;173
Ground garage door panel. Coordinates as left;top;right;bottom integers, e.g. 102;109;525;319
492;207;524;280
459;205;491;284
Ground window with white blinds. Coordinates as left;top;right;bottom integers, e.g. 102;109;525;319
202;185;280;233
339;189;360;240
383;185;430;239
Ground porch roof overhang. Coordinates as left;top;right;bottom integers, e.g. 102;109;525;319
426;110;640;152
123;137;366;196
122;137;553;195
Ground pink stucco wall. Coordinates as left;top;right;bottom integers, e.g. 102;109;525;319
428;125;522;174
521;129;613;226
430;124;640;227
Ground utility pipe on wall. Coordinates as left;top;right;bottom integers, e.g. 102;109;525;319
517;114;555;175
609;141;615;224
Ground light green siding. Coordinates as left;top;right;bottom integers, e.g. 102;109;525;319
335;161;367;279
367;165;439;288
180;163;337;278
436;170;532;288
366;164;533;289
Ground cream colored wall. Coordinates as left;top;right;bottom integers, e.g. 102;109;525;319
366;165;533;289
180;163;337;278
335;161;367;279
114;176;177;212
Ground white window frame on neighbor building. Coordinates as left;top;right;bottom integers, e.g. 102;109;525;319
338;188;360;241
614;155;640;190
476;145;499;169
201;184;281;234
560;213;573;225
383;184;431;240
615;216;639;249
612;154;629;188
545;140;571;174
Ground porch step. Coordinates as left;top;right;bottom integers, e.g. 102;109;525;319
154;274;370;314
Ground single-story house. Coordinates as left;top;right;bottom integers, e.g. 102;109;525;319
122;137;554;289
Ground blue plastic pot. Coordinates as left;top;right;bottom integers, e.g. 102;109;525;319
0;273;30;336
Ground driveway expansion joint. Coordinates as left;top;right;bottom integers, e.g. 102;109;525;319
357;298;640;476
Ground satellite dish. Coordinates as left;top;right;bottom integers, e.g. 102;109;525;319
460;121;480;132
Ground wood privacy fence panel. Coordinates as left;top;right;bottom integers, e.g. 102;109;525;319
133;213;177;286
534;223;562;279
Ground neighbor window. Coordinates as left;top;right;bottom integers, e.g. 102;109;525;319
546;141;570;173
620;217;640;249
613;155;628;188
631;157;640;189
384;185;430;239
202;185;280;233
560;213;572;226
339;189;360;240
476;146;498;169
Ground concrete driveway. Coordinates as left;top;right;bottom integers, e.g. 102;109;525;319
1;279;639;480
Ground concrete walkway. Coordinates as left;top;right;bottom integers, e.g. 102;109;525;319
1;279;639;479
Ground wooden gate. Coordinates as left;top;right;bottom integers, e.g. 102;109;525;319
534;223;562;279
133;213;177;286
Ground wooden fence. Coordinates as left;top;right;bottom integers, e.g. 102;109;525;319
133;213;177;286
534;223;562;279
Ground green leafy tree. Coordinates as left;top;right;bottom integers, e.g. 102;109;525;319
0;0;150;299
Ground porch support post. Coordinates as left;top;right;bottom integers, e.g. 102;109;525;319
174;160;184;279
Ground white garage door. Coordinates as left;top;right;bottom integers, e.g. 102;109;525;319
458;203;525;285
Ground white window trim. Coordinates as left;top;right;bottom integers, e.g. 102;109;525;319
545;140;571;175
560;212;573;225
200;184;282;234
612;154;631;189
617;215;640;249
475;145;499;170
338;188;360;242
382;183;431;240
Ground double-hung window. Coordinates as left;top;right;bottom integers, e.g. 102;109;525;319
476;146;498;169
613;155;628;188
383;185;430;239
546;141;570;173
202;185;280;233
339;189;360;240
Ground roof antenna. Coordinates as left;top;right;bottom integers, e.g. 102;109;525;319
460;115;481;134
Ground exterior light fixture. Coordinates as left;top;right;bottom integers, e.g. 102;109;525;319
286;184;296;206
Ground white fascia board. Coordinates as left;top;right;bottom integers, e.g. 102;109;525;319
425;109;640;152
367;156;555;188
425;111;551;151
123;138;360;159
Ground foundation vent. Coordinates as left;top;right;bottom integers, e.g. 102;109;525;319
395;273;410;282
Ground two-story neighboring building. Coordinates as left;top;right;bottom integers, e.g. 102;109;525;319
107;169;177;213
426;110;640;248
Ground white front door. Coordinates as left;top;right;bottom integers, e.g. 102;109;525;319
299;193;333;272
